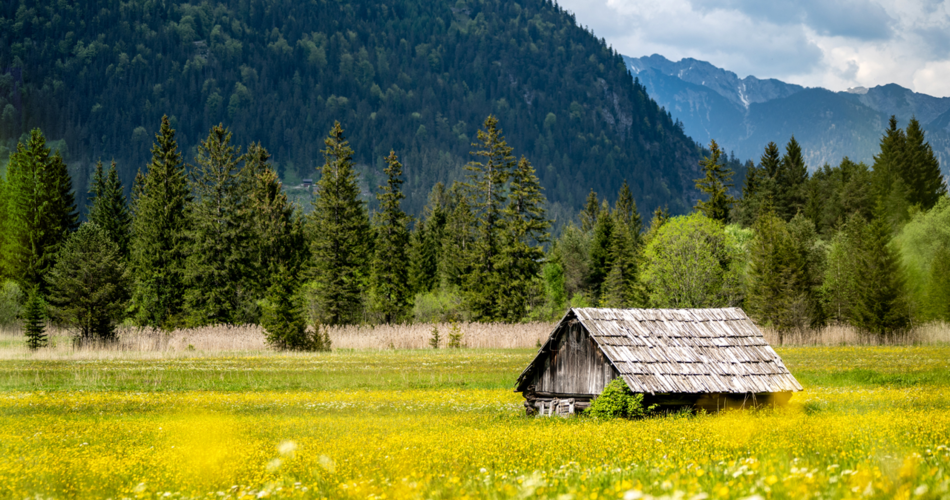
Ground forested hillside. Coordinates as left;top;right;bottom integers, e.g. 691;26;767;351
0;0;702;216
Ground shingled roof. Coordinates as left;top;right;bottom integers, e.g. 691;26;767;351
517;307;802;395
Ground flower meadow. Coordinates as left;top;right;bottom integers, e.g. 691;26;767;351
1;347;949;499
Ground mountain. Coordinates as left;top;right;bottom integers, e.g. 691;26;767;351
626;54;950;173
0;1;703;219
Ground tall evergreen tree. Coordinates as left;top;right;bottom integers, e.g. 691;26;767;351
439;182;476;288
775;136;808;221
261;266;315;351
371;151;413;324
694;139;735;223
602;182;644;308
903;117;946;210
580;189;599;233
464;115;516;320
746;209;808;342
129;115;191;329
184;124;254;326
872;116;911;228
23;287;48;350
497;156;550;321
0;172;6;281
409;183;448;294
587;199;614;302
2;129;78;293
246;143;304;296
309;122;372;326
850;206;911;336
87;160;131;257
46;223;130;342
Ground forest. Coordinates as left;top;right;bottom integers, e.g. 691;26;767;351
0;0;714;221
0;109;947;348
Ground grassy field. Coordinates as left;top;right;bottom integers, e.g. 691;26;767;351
1;345;950;499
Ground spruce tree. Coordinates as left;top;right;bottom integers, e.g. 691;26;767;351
580;189;599;233
88;160;131;257
0;172;6;281
130;116;191;328
261;266;313;351
309;122;371;326
23;287;48;351
775;136;808;221
2;129;78;293
602;182;644;308
184;124;254;326
439;182;476;288
409;183;448;294
694;139;735;223
587;200;615;302
872;116;911;227
850;207;911;336
371;151;413;324
464;115;516;320
903;118;946;210
497;156;550;321
746;209;807;342
246;143;304;297
46;223;130;342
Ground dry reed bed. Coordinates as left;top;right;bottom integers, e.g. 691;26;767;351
1;321;948;358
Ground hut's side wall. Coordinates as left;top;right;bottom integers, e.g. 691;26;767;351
531;320;617;396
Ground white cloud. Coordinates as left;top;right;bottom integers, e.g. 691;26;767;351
555;0;950;97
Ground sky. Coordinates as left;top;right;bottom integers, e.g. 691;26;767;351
555;0;950;97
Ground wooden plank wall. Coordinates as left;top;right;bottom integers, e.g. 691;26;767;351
531;320;617;396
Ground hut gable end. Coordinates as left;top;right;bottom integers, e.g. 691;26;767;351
526;317;618;396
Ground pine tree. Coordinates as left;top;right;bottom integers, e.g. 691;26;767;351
371;151;413;324
872;116;911;228
309;122;371;326
46;223;130;342
694;139;735;223
775;136;808;221
464;115;516;320
261;266;312;351
23;287;47;350
1;129;78;294
580;189;599;233
246;143;304;297
903;117;946;210
130;115;191;329
587;200;614;302
850;206;911;336
184;124;255;326
88;160;131;257
497;156;550;321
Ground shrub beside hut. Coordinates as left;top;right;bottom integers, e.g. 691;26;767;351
515;307;802;416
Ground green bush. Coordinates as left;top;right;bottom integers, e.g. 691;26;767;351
0;281;23;327
587;378;654;419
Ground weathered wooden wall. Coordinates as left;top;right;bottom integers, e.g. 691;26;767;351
529;319;617;396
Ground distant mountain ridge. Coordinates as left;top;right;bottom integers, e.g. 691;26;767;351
626;54;950;173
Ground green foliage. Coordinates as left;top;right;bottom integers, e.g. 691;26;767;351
428;326;441;349
904;118;947;211
412;289;466;323
803;157;874;235
46;223;130;342
542;260;567;318
587;200;614;301
308;122;371;326
130;116;191;329
849;209;911;336
775;136;808;221
0;281;22;327
895;197;950;322
694;139;735;223
87;160;131;257
0;0;700;218
23;287;47;350
447;322;464;349
260;268;313;351
2;129;78;294
371;151;413;324
184;124;255;326
587;378;654;419
641;213;742;308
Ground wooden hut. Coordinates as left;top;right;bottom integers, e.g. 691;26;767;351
515;308;802;416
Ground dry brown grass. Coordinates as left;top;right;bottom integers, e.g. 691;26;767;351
1;319;947;358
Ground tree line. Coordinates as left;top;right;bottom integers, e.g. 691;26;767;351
0;115;549;349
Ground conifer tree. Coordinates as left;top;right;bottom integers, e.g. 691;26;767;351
872;116;911;227
130;116;191;328
439;182;476;288
409;183;448;294
23;287;47;351
309;122;371;326
602;182;644;308
2;129;78;293
46;223;130;342
587;200;615;302
246;143;304;296
0;172;6;280
850;206;911;336
746;209;807;342
371;151;413;324
184;124;253;326
88;160;131;257
694;139;735;223
261;266;313;351
903;118;946;210
580;189;599;233
497;156;550;321
464;115;516;320
775;136;808;220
